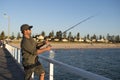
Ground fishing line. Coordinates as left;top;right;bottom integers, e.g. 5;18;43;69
62;14;98;34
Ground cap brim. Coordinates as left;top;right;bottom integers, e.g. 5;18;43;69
29;26;33;28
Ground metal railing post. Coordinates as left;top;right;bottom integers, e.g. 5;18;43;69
49;50;55;80
18;49;21;64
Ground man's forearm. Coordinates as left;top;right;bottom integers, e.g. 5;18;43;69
36;41;46;49
37;48;48;55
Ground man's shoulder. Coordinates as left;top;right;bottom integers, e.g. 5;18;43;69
21;38;27;43
21;38;29;46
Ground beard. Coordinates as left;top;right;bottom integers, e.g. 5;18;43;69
28;31;31;36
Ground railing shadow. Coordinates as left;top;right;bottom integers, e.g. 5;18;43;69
0;48;24;80
0;48;12;80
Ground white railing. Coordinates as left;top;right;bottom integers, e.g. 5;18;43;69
5;44;22;64
5;44;111;80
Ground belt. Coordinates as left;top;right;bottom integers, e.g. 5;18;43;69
24;62;41;70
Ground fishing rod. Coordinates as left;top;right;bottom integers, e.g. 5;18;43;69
62;15;96;34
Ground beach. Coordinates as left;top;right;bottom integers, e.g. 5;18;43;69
8;42;120;49
51;43;120;49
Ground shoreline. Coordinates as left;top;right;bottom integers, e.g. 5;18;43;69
8;42;120;49
51;43;120;49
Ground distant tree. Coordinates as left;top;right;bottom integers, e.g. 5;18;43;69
68;32;73;41
106;34;120;43
111;35;115;43
51;30;54;38
10;32;15;40
115;35;120;43
0;31;5;40
99;35;102;40
63;32;67;39
103;36;105;39
41;31;45;37
49;32;52;38
107;33;110;41
77;32;80;40
55;31;62;41
93;34;97;39
87;34;90;40
68;32;72;38
59;31;62;41
17;32;21;40
49;30;54;38
84;36;87;42
90;34;97;42
68;32;71;41
56;31;59;38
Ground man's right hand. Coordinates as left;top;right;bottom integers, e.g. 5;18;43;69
46;45;51;51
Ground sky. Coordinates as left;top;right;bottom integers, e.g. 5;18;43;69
0;0;120;37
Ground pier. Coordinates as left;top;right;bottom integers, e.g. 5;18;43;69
0;48;24;80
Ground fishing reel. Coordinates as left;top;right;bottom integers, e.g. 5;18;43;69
36;37;51;49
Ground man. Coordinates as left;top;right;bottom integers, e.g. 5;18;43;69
20;24;51;80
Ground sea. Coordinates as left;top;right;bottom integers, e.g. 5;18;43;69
36;48;120;80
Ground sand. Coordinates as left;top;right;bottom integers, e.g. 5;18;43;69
8;42;120;49
51;43;120;49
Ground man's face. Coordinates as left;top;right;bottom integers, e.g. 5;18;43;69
24;29;32;36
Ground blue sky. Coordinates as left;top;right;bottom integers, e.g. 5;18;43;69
0;0;120;37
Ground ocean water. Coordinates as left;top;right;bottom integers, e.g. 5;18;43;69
37;48;120;80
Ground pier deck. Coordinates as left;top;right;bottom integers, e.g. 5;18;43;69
0;48;24;80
